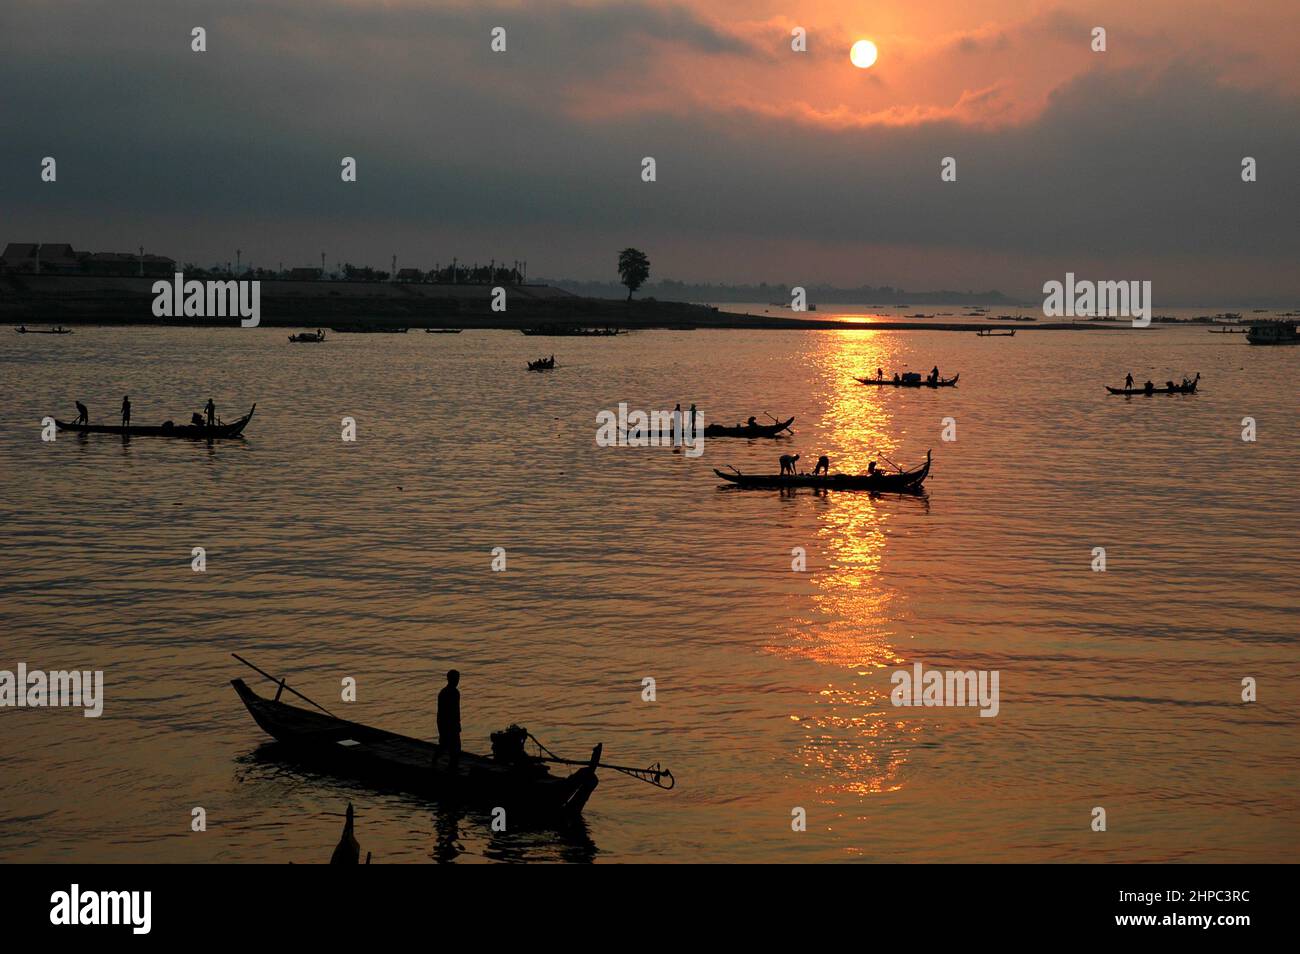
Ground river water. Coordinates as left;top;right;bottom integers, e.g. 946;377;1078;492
1;318;1296;862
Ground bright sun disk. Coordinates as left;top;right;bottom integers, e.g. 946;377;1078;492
850;39;878;69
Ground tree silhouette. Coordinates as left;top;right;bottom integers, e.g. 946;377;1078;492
618;248;651;301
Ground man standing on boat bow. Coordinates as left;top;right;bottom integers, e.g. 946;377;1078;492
435;670;461;770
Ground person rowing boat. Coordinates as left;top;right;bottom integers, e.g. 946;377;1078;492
74;400;88;425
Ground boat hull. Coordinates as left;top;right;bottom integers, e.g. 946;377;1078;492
856;374;958;388
231;679;598;820
54;405;255;438
703;417;794;438
714;452;930;493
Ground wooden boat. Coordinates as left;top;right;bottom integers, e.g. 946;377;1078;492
332;325;408;334
288;331;326;343
232;678;599;821
1208;327;1246;334
54;405;256;438
527;357;556;371
714;451;931;492
15;325;73;334
976;330;1015;337
229;655;673;822
425;328;463;334
856;373;959;388
703;417;794;438
1105;373;1199;395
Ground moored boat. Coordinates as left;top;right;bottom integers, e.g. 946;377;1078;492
715;451;931;492
54;405;256;438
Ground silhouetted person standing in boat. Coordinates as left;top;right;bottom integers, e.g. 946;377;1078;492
435;670;461;770
689;403;697;436
121;395;131;427
74;401;88;425
205;398;215;428
1125;372;1133;389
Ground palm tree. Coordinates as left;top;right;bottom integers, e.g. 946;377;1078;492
618;248;650;301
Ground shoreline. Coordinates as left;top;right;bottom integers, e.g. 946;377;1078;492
0;275;1249;332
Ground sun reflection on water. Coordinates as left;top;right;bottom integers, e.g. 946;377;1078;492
776;331;933;802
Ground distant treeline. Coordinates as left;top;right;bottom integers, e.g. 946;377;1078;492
539;278;1022;305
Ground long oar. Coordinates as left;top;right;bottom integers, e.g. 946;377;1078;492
763;411;792;433
232;653;337;717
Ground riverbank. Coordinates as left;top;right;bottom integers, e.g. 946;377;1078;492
0;274;1152;331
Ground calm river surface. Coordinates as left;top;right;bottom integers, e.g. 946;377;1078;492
1;319;1296;862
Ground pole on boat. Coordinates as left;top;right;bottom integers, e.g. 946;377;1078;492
527;732;675;789
231;653;337;717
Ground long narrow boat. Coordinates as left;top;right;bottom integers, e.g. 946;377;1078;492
15;325;73;334
715;451;931;492
425;328;463;334
288;331;326;343
856;374;959;388
976;329;1015;337
232;678;601;821
1105;373;1199;396
54;405;256;438
704;417;794;438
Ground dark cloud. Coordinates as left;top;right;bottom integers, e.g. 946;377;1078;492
1;2;1295;299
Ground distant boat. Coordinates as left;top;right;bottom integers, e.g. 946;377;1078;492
1105;374;1199;396
424;328;463;334
527;356;555;371
54;405;256;438
703;417;794;438
857;373;959;388
288;330;326;343
715;451;931;493
1208;328;1247;334
15;325;72;334
976;329;1015;337
1246;320;1299;345
332;325;408;333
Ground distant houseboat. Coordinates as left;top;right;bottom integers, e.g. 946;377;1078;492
1246;320;1299;345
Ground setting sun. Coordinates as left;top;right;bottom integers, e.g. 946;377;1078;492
850;39;878;69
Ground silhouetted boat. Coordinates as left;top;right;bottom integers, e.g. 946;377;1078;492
714;451;931;492
1208;328;1246;334
527;356;555;371
856;373;959;388
54;405;256;438
332;325;408;333
425;328;463;334
15;325;72;334
232;677;601;821
1105;374;1199;395
704;417;794;438
976;330;1015;337
288;331;326;343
